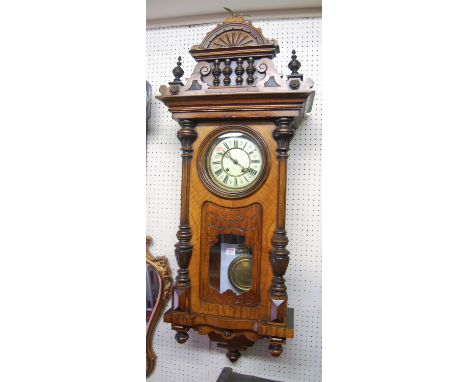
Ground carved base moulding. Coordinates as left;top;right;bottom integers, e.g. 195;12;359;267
164;307;294;360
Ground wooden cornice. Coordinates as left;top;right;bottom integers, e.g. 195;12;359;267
156;90;314;124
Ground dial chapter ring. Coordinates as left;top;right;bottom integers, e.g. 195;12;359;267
197;125;270;199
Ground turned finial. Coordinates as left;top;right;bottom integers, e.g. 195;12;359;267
287;49;303;81
170;56;184;85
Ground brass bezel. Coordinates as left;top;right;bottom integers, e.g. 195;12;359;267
197;125;270;199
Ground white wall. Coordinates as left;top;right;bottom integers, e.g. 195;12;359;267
146;17;321;382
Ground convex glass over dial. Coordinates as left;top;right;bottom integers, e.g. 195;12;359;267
207;132;264;192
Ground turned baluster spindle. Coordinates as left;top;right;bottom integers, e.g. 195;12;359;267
235;58;244;85
212;59;221;86
246;57;255;85
223;59;232;86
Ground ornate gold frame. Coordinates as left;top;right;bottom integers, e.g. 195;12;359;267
146;236;172;377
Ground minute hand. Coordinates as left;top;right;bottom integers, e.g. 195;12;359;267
225;152;248;170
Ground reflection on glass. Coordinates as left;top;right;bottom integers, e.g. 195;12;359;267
146;264;160;327
209;234;253;295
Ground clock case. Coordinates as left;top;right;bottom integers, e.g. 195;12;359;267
156;16;314;362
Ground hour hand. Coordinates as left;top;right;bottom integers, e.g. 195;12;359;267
225;151;238;164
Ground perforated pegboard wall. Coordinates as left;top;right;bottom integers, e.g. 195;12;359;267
147;17;321;382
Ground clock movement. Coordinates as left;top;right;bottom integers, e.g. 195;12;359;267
156;15;315;362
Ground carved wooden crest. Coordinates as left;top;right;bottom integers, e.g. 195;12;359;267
190;16;279;61
159;17;314;124
192;16;277;49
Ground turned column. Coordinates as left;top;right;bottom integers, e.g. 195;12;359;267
269;117;295;317
172;120;197;344
268;117;295;356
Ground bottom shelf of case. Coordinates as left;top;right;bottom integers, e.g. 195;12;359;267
163;308;294;362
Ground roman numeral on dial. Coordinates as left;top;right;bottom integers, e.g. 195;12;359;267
215;168;223;176
247;168;257;176
223;142;229;150
251;160;260;163
223;175;229;184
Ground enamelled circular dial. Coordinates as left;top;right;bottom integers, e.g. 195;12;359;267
206;131;265;193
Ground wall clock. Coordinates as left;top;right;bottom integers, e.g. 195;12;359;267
156;15;314;362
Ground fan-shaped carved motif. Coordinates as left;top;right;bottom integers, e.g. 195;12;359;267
209;31;257;49
195;19;273;50
189;18;279;61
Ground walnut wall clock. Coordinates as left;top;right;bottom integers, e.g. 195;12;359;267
156;15;315;362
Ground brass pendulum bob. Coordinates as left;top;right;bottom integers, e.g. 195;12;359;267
228;243;253;292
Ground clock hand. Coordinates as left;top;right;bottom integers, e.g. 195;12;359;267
224;151;248;170
224;151;239;165
233;159;248;171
